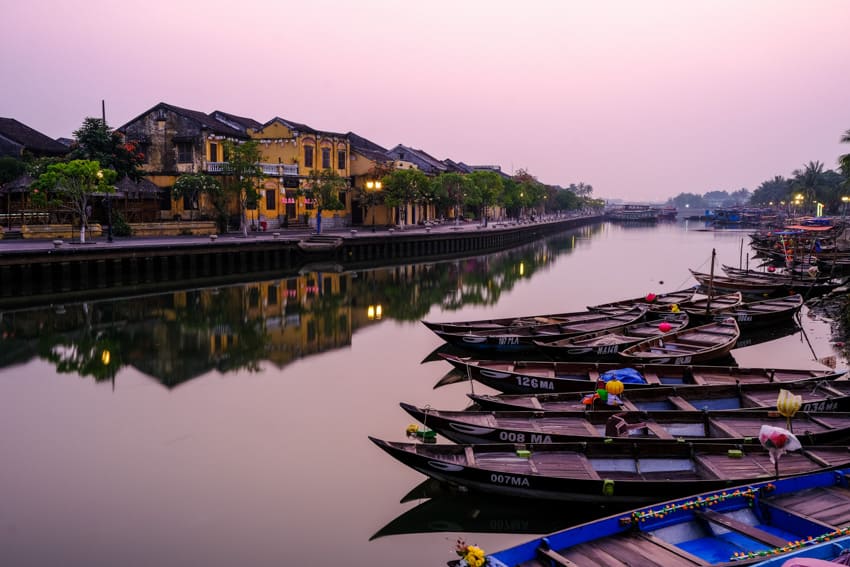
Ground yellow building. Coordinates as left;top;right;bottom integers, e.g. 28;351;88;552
247;118;351;229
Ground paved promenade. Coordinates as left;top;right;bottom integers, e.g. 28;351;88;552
0;215;594;254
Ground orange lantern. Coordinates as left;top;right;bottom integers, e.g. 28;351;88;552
606;379;624;396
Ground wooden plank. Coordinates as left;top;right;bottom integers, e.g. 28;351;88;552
696;509;789;547
537;547;582;567
636;533;706;565
464;446;476;466
643;421;675;440
667;395;698;410
642;372;662;385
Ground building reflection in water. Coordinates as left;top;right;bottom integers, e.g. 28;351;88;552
0;226;599;388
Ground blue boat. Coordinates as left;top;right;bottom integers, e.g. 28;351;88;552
481;468;850;567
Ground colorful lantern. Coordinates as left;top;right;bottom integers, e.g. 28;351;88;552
670;304;680;313
759;425;801;479
645;293;657;302
767;266;776;273
658;321;672;333
606;379;624;396
776;389;802;431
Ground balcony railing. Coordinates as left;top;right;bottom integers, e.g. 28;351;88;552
206;162;299;176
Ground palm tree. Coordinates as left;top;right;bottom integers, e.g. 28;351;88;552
791;161;826;216
840;129;850;189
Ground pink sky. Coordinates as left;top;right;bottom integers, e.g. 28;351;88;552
4;0;850;202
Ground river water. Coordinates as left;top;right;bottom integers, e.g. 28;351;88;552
0;220;843;567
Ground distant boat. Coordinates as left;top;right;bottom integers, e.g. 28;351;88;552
607;204;659;222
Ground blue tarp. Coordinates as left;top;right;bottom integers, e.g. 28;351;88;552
600;368;647;384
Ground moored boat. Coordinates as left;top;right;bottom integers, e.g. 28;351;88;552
468;379;850;413
369;436;850;503
428;307;646;353
687;294;804;328
533;313;689;361
481;467;850;567
618;318;740;365
400;403;850;445
438;353;844;394
588;287;699;312
422;305;639;334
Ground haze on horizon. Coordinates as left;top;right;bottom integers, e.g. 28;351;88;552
4;0;850;203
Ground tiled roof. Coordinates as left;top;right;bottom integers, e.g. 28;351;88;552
347;132;391;162
389;144;448;173
0;118;68;156
210;110;263;133
262;117;348;139
118;103;248;138
114;175;161;195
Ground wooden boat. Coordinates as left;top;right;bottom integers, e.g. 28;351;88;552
618;319;740;365
400;403;850;445
439;353;844;394
691;269;844;296
296;235;343;252
533;313;689;361
672;292;743;316
369;436;850;503
427;307;646;353
588;287;699;312
468;379;850;413
482;468;850;567
421;305;639;334
687;294;804;328
722;265;835;283
690;270;787;295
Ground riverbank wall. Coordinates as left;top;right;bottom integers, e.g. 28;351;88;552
0;216;601;308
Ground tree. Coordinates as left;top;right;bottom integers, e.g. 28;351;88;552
554;187;580;210
513;169;546;218
306;169;347;233
0;157;26;186
70;118;144;181
750;176;790;206
840;129;850;187
467;170;503;225
383;169;430;229
433;172;470;225
36;159;117;243
173;173;224;230
222;140;262;237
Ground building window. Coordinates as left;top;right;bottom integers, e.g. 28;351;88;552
159;189;173;211
209;142;218;162
183;194;198;210
177;142;193;163
265;189;275;210
268;285;278;306
321;147;331;169
304;145;314;168
337;149;346;170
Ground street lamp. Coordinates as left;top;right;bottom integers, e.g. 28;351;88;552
842;196;850;222
366;180;381;232
97;170;113;243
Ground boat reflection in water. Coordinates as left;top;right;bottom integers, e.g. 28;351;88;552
371;480;629;540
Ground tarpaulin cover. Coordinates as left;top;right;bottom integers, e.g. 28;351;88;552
600;368;646;384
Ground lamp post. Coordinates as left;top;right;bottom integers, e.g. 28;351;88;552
366;180;381;232
842;196;850;222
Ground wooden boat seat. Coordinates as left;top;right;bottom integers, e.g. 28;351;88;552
695;509;789;547
656;342;704;353
641;373;662;385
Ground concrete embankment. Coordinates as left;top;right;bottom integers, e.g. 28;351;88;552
0;216;601;308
